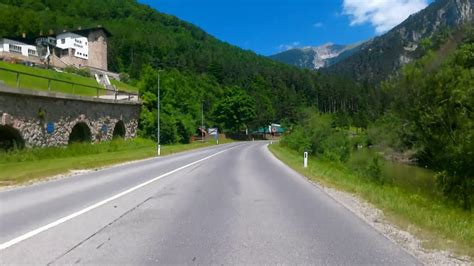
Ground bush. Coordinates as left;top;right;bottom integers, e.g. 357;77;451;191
321;130;351;162
436;171;473;211
366;113;409;150
64;66;91;77
350;131;368;149
119;72;130;83
282;111;351;162
281;126;311;153
366;155;388;185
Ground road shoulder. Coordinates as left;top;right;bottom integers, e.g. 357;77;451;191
266;143;472;265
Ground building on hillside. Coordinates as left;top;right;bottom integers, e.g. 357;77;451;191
0;36;39;63
52;27;111;71
0;27;112;71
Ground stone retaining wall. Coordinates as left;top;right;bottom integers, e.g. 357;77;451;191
0;86;140;148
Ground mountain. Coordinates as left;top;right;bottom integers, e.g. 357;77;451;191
269;43;362;69
324;0;474;84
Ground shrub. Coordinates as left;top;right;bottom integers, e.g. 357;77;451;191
366;155;387;185
436;171;473;211
282;111;351;162
119;72;130;83
64;66;91;77
321;130;351;162
280;126;311;154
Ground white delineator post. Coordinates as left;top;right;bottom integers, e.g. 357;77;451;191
304;152;308;168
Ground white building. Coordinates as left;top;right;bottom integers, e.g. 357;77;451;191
1;27;111;71
55;32;88;60
0;38;38;58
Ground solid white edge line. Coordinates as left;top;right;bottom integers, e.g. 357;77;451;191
0;144;239;251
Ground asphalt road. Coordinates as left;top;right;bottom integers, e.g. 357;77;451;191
0;141;419;265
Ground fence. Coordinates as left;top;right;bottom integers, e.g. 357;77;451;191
0;66;138;101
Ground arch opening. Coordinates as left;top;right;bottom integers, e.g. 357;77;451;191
68;122;92;144
0;125;25;150
112;121;126;139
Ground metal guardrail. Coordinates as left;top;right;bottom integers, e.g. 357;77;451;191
0;66;138;101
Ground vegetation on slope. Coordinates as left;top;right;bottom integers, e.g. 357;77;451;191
280;30;474;211
0;61;104;96
0;0;371;137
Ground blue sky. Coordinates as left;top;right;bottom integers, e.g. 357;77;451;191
139;0;431;56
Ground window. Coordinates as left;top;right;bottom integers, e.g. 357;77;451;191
61;39;65;44
9;44;22;53
28;49;37;56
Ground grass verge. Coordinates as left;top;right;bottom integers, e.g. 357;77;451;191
0;138;232;187
268;143;473;258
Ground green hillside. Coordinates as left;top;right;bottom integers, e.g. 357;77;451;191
0;0;372;144
0;61;103;96
0;61;138;96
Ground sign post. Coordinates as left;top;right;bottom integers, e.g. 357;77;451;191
209;128;219;145
304;152;308;168
270;126;276;144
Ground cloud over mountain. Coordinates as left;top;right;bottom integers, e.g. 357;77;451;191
343;0;429;33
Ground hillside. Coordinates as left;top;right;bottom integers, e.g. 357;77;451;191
269;43;362;69
0;0;371;134
324;0;474;84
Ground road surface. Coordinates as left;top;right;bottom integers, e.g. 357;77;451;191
0;141;419;264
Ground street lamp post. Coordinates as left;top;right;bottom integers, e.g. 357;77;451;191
157;71;162;156
201;102;204;143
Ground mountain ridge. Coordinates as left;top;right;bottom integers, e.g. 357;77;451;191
325;0;474;84
269;0;473;84
269;43;362;69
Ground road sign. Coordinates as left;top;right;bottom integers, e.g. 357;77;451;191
208;128;218;136
46;122;54;134
271;127;276;133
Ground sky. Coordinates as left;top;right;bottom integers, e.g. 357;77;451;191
139;0;432;56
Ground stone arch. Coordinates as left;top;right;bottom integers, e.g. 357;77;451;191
0;125;25;150
112;120;126;139
68;122;92;144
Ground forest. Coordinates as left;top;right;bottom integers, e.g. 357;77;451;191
282;28;473;210
0;0;472;210
0;0;373;135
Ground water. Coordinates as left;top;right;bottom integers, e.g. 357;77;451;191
348;148;439;197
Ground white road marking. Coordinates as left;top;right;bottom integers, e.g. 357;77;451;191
0;145;239;250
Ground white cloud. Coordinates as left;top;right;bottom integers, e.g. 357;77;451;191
313;22;324;28
278;41;301;51
342;0;429;33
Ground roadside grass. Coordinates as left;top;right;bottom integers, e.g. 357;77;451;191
0;137;232;187
0;61;103;96
268;143;474;259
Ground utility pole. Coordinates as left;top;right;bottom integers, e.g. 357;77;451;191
157;71;162;156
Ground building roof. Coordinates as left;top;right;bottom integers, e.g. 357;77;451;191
66;27;113;38
1;36;36;45
1;27;112;47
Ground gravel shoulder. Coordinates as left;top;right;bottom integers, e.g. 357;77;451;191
304;171;471;265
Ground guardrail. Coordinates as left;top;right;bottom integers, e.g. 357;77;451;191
0;66;138;101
